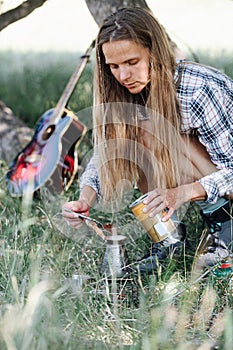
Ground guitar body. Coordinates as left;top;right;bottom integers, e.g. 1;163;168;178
6;108;86;196
6;41;95;196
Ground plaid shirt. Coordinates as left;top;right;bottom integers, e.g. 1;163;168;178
80;61;233;204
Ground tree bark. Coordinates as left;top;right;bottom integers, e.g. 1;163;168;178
85;0;150;26
0;101;33;163
0;0;48;32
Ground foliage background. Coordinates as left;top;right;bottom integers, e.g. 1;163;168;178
0;49;232;129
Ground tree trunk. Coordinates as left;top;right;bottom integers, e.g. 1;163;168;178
0;101;33;163
84;0;185;58
85;0;150;26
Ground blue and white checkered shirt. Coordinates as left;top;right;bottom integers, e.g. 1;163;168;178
80;61;233;204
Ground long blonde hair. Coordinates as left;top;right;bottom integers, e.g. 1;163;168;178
93;7;186;203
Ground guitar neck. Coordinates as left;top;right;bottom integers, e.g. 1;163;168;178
50;40;95;124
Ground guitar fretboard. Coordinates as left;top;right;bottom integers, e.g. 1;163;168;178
50;40;95;124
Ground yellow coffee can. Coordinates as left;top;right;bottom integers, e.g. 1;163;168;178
129;193;175;243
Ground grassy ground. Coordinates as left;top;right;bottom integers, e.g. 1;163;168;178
0;173;232;349
0;50;233;349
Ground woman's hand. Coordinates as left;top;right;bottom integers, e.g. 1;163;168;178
62;185;97;229
62;200;91;229
142;182;206;221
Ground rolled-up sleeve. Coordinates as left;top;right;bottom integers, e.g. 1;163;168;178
79;155;101;200
192;85;233;203
199;169;233;203
177;62;233;203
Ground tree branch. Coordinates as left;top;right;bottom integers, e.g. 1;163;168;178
0;0;48;32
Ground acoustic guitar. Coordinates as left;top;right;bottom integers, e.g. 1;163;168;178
6;41;95;196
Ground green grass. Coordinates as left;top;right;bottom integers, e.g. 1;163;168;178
0;50;233;349
0;164;232;349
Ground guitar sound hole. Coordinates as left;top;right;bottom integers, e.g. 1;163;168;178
42;125;55;140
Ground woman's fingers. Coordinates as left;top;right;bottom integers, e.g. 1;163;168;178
142;188;177;220
62;201;90;228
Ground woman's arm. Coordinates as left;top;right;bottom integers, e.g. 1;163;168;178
142;182;207;221
62;154;100;228
142;136;231;221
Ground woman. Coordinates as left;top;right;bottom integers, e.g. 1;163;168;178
62;7;233;273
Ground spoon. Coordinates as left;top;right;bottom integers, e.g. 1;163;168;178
63;208;107;240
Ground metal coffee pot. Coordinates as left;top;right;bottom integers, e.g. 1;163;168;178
63;209;131;279
100;235;130;278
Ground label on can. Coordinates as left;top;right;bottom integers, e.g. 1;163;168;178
129;193;175;243
154;221;170;237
